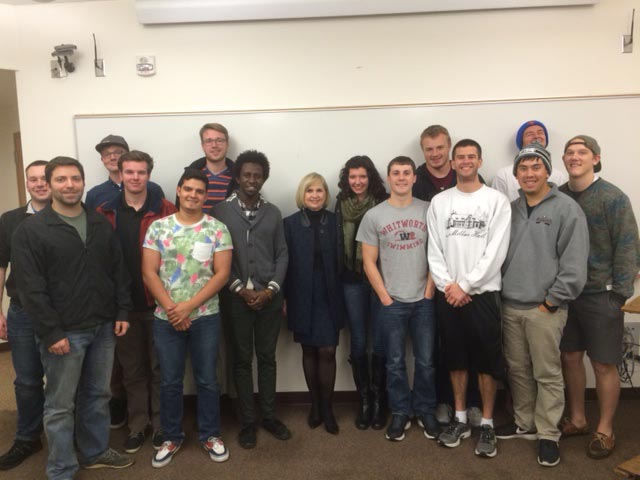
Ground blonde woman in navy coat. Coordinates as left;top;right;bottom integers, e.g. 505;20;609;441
284;173;345;435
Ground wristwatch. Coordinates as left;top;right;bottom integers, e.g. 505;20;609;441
542;300;558;313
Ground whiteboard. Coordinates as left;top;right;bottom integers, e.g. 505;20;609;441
73;95;640;392
74;95;640;220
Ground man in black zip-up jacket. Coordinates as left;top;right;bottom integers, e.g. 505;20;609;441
0;160;50;471
11;157;134;479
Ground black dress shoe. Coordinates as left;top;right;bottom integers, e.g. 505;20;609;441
323;411;339;435
262;418;292;440
238;424;257;449
308;403;322;429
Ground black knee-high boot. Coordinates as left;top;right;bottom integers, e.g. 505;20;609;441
350;355;372;429
370;353;388;430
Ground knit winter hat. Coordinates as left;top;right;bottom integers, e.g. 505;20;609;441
516;120;549;149
564;135;602;172
513;142;552;176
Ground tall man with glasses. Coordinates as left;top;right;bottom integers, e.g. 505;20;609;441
86;134;164;210
184;123;237;214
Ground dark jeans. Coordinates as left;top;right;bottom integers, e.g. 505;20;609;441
343;281;384;359
220;291;283;424
154;315;221;442
380;298;436;417
116;310;160;432
7;302;44;442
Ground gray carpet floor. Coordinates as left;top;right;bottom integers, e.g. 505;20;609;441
1;350;639;480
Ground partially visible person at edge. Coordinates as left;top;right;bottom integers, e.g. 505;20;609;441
0;160;50;471
182;123;237;214
558;135;640;460
335;155;389;430
142;168;233;468
97;150;177;454
12;156;134;480
284;173;346;435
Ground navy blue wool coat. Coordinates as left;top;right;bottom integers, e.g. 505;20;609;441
283;209;346;336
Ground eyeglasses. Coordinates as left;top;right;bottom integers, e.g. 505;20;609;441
202;138;227;145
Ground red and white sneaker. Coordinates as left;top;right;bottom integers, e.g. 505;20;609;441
202;436;229;463
152;440;182;468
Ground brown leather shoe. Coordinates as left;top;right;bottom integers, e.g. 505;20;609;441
587;432;615;459
559;417;589;437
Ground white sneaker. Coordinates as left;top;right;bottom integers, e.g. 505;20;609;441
202;436;229;463
435;403;452;425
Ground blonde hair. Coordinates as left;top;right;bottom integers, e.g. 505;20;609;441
295;172;329;209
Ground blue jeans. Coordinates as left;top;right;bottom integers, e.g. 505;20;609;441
154;314;221;442
380;298;436;417
38;321;115;480
7;303;44;442
343;281;384;359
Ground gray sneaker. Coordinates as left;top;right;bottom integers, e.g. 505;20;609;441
437;420;471;447
468;406;482;428
475;425;497;458
435;403;452;425
83;448;134;469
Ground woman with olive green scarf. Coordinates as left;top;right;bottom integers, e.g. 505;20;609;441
336;155;388;431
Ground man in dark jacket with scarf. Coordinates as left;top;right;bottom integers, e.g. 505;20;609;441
97;150;177;454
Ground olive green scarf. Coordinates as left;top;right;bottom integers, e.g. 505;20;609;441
341;194;376;275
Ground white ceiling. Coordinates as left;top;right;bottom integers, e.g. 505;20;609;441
0;0;103;5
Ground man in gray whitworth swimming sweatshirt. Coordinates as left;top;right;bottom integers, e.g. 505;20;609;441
497;142;589;468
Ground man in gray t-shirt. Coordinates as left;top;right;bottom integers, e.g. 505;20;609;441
357;156;438;443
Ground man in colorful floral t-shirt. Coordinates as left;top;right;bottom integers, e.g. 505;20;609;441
142;168;232;468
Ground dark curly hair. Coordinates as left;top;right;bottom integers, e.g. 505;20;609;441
337;155;387;201
234;149;270;181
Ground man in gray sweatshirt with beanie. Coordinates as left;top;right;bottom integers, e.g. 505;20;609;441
496;142;589;467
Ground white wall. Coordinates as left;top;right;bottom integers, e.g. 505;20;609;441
1;0;639;390
2;0;639;163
